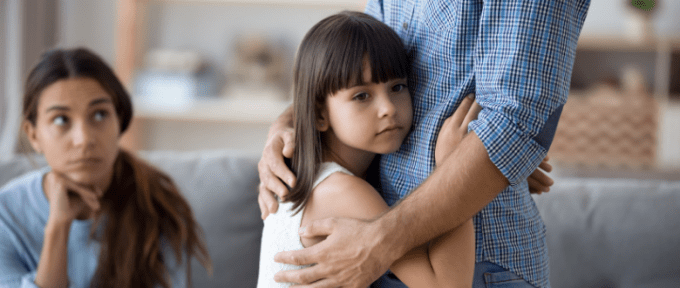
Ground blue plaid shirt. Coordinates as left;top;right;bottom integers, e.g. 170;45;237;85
366;1;590;287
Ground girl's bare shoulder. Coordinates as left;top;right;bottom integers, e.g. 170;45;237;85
306;171;388;221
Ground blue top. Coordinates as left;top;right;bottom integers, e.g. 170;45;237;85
366;1;590;287
0;169;186;288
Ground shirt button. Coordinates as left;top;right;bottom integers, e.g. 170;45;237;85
403;22;408;29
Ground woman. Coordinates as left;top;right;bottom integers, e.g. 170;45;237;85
0;48;210;288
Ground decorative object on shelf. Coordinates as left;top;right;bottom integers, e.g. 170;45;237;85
550;72;658;169
624;0;659;43
134;49;222;110
224;34;291;101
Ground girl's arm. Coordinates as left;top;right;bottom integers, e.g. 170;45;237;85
305;173;473;288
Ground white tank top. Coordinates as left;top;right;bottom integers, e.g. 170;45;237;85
256;162;353;288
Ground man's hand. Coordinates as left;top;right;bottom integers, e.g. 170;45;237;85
528;156;553;194
274;218;400;287
435;93;481;166
258;107;296;219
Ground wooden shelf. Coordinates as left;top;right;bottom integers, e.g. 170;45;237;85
133;97;291;123
577;36;680;52
151;0;365;9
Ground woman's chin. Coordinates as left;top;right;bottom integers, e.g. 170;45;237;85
64;171;105;188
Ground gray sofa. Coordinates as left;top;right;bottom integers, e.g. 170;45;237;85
1;150;679;288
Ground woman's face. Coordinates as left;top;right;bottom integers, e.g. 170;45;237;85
25;77;121;188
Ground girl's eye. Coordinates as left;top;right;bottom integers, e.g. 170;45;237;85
52;116;68;126
392;84;407;93
353;93;369;101
93;110;108;122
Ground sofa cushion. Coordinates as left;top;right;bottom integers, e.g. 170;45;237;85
534;178;680;288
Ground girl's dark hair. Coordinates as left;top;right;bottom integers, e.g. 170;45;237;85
23;48;211;288
288;11;410;213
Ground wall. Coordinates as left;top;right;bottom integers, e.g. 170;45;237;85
581;0;679;38
0;0;6;141
58;0;117;66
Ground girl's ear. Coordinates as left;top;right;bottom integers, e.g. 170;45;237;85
316;107;330;132
23;121;42;154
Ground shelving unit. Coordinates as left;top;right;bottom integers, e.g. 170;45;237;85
114;0;364;152
549;36;680;169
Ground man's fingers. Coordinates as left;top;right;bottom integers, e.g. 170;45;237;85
274;263;327;285
258;189;269;220
290;277;337;288
271;156;296;189
259;182;279;218
530;167;554;187
281;130;296;159
528;175;550;194
539;159;553;172
463;101;483;126
260;167;290;200
450;93;475;125
299;218;336;239
274;245;320;266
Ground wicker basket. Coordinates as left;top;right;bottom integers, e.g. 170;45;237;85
549;85;658;169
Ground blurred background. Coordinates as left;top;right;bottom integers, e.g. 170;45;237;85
0;0;679;176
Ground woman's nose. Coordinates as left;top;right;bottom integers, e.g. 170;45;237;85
71;122;96;147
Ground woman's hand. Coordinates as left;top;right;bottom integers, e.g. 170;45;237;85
44;171;102;225
435;94;482;167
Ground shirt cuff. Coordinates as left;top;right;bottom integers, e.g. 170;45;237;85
469;108;547;186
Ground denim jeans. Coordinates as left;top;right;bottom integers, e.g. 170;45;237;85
371;261;538;288
473;261;538;288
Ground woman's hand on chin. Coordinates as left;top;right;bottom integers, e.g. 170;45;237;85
44;171;103;226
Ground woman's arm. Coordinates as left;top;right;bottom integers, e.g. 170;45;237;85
34;221;71;288
34;172;101;288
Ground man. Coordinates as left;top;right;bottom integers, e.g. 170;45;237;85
258;0;590;287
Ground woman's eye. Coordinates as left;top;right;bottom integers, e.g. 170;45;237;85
52;116;68;126
353;93;369;101
392;84;407;92
93;110;108;122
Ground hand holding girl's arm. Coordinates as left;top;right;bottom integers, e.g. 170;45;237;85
34;172;101;288
258;105;296;219
436;95;553;194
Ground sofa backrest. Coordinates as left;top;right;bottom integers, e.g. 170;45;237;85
534;178;680;288
3;150;680;287
0;150;263;288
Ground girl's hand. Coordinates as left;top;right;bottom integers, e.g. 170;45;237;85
44;171;102;225
435;94;482;167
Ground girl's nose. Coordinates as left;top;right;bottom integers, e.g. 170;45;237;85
378;94;397;118
71;122;96;147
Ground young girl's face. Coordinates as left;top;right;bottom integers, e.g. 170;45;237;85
320;63;413;155
24;77;121;187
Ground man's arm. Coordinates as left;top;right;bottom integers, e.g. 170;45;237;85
373;131;507;259
272;132;504;287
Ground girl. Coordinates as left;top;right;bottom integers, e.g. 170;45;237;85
257;11;480;288
0;48;211;288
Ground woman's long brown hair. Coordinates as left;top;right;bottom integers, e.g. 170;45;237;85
288;11;410;214
23;48;211;287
